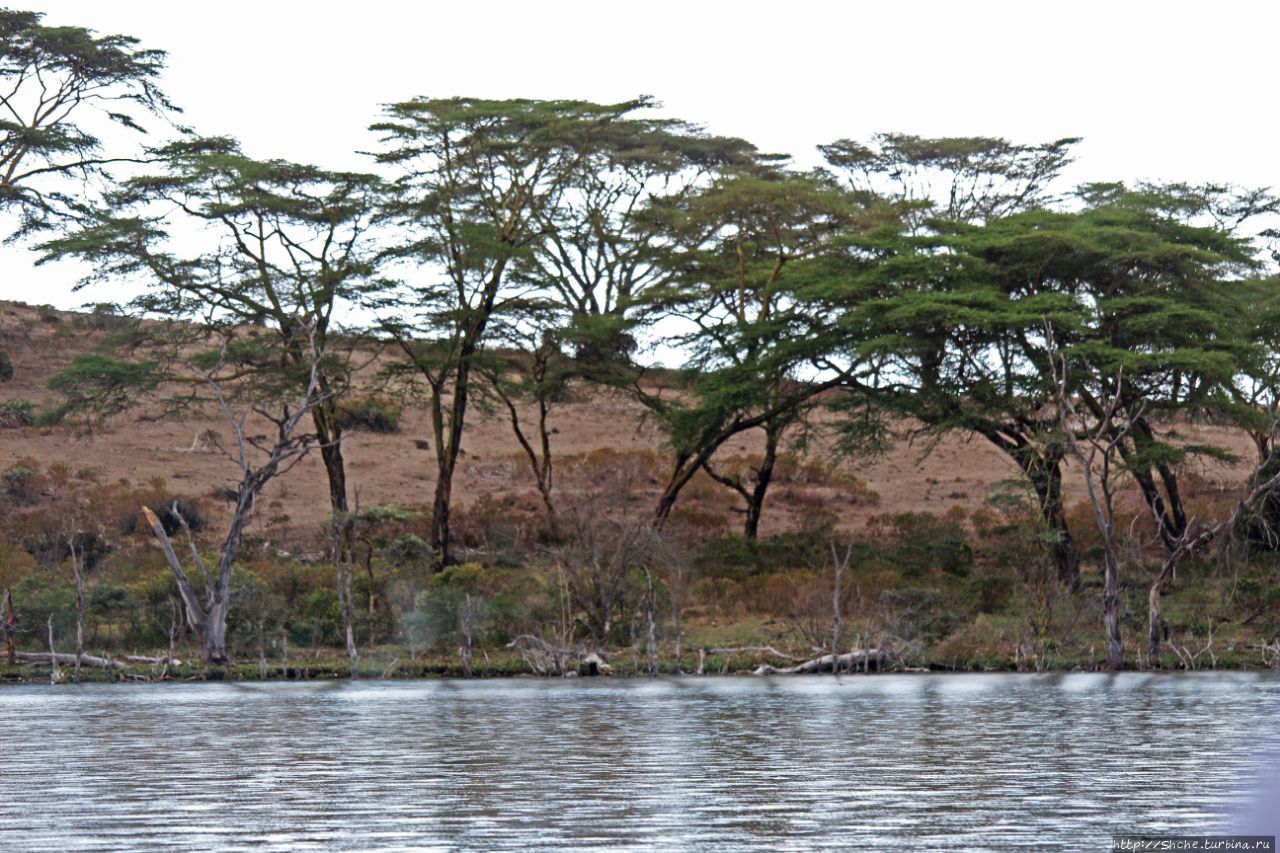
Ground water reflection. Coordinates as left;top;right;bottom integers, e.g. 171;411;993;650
1;673;1278;850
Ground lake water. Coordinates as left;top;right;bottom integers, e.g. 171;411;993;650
2;673;1279;850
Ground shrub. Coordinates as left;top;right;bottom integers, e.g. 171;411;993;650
386;533;435;568
694;532;828;580
22;529;112;572
880;587;957;642
289;587;341;647
872;512;973;578
2;463;41;503
122;498;208;536
0;349;12;382
0;400;34;428
337;396;400;433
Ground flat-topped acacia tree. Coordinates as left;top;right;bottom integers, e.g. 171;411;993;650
372;97;674;564
39;136;386;517
636;166;884;536
1;7;178;233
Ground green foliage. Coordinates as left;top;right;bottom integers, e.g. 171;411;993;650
694;532;828;580
0;8;177;232
0;399;34;427
880;587;957;642
879;513;973;578
289;587;341;647
0;349;12;381
45;355;161;427
385;534;435;568
2;464;40;503
337;396;400;433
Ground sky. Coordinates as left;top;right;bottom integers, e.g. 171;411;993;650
2;0;1277;311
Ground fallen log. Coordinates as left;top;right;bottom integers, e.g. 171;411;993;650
17;652;128;670
754;649;887;675
707;645;803;661
124;655;182;666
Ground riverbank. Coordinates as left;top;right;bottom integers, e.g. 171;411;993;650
4;639;1279;685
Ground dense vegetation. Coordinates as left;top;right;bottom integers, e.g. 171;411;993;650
3;7;1280;680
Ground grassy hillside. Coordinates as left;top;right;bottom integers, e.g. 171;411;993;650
1;300;1278;679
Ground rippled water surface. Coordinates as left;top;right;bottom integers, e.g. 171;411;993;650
3;673;1279;850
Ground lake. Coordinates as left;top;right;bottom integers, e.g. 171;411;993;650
2;673;1278;850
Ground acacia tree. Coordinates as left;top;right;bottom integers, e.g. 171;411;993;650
39;136;385;515
819;133;1078;232
638;167;880;534
372;97;657;563
518;104;758;364
483;110;756;537
1;8;178;233
822;135;1088;586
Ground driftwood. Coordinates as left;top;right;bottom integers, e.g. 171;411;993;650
18;651;127;670
707;645;803;661
124;655;182;666
754;649;888;675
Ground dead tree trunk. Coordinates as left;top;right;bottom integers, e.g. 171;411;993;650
1050;333;1129;671
333;521;359;679
755;649;888;675
831;542;854;674
3;588;15;666
459;593;476;678
47;616;60;684
18;651;126;670
644;568;658;676
69;537;85;684
1145;450;1280;665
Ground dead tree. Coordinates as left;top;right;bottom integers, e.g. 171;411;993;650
1050;332;1133;671
830;542;855;674
143;334;331;665
1144;433;1280;664
459;593;477;678
331;518;359;678
3;588;15;666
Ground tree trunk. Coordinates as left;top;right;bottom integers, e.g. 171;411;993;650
71;542;85;684
744;424;781;540
313;404;349;515
982;430;1080;591
1147;580;1165;666
1103;552;1123;670
430;464;455;564
1022;447;1080;591
4;588;15;666
755;649;888;675
205;596;229;666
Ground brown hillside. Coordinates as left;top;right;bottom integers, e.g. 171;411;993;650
0;300;1258;547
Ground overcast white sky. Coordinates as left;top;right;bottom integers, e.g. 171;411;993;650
3;0;1277;310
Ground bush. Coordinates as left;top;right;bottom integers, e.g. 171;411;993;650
694;532;827;581
0;349;12;382
874;512;973;578
880;587;956;642
122;498;208;536
0;400;34;428
386;533;435;568
2;464;41;503
22;529;112;572
337;397;400;433
289;587;341;647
